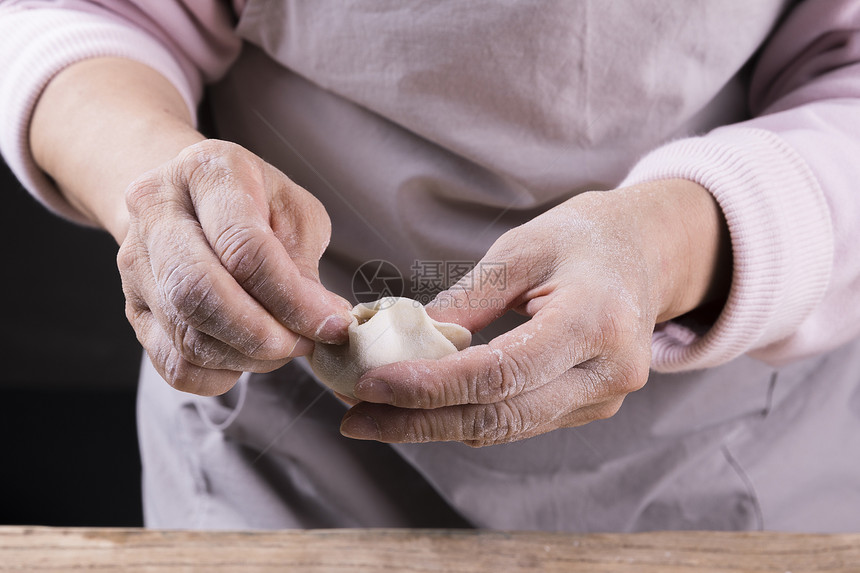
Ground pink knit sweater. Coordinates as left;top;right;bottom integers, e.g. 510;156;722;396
1;0;858;373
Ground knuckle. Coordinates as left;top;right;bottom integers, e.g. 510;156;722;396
184;139;225;157
116;236;146;276
578;367;611;403
404;413;437;443
116;243;135;274
470;406;496;439
470;402;523;442
583;353;648;403
614;352;650;393
595;367;626;397
162;263;220;328
498;402;527;439
410;372;442;409
213;224;270;288
124;176;162;216
158;259;275;360
179;139;235;166
478;348;526;402
174;323;213;366
179;140;255;191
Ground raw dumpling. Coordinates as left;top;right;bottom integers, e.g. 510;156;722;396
310;297;472;398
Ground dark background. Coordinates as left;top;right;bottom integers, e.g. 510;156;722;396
0;158;144;526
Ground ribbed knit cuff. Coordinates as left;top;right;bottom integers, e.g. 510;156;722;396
620;127;833;372
0;6;199;225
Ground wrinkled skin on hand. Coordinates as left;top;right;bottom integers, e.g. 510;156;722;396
117;139;353;396
341;182;728;446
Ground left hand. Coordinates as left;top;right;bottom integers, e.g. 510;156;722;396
340;179;730;446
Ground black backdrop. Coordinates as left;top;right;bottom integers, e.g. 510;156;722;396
0;158;143;526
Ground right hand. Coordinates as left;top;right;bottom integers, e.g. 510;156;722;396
117;139;353;396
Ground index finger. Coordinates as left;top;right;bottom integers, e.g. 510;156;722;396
182;144;354;343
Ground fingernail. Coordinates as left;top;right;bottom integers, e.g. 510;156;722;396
340;412;380;440
288;336;314;357
354;378;394;403
315;314;352;342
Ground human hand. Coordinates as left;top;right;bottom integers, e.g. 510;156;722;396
341;179;730;446
117;139;353;396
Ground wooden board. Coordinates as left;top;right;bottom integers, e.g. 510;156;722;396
2;527;859;572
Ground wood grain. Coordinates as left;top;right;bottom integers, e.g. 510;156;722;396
1;527;859;572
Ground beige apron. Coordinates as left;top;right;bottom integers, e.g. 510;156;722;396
138;0;860;532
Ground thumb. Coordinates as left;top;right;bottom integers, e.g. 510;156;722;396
425;255;525;332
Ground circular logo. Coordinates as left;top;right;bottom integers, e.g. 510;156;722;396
351;259;404;304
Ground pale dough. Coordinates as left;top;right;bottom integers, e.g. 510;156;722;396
310;297;472;398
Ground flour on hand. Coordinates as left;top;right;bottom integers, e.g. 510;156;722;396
310;297;471;398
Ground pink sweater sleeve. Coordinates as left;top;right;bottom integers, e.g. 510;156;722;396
621;1;860;371
0;0;241;224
